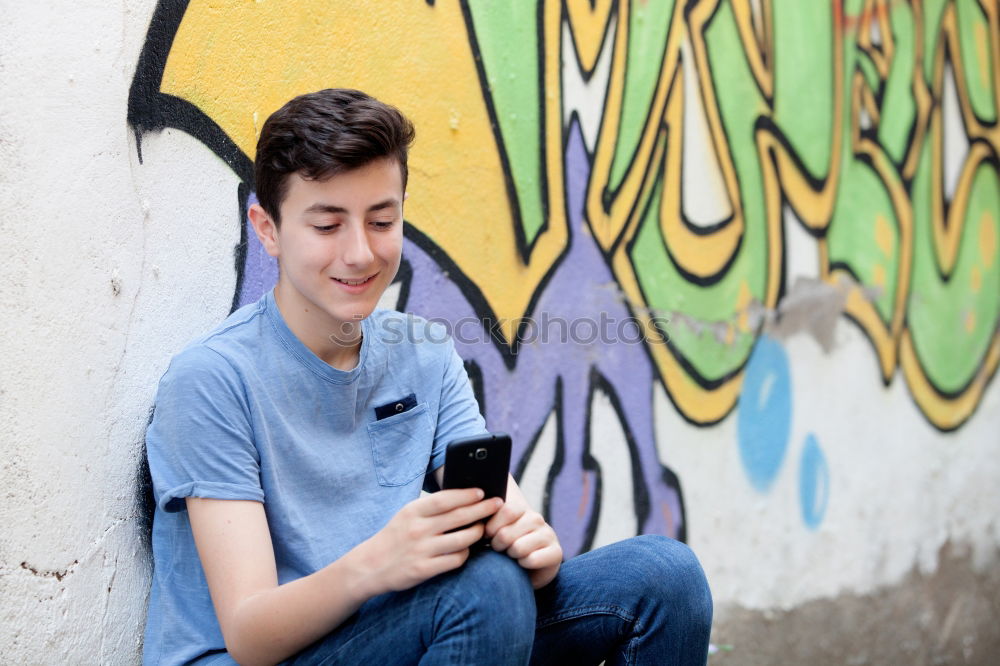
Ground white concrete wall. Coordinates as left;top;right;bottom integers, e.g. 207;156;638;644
1;1;998;663
0;3;238;661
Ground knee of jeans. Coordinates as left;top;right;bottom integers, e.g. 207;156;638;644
445;550;536;629
627;535;713;628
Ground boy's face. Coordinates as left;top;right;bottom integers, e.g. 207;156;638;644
253;158;404;336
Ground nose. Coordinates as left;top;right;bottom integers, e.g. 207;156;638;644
342;222;375;267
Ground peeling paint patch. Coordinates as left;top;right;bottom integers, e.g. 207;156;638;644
658;278;855;353
19;559;78;582
766;278;850;353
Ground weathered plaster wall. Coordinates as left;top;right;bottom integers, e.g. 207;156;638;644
1;0;998;663
0;2;240;661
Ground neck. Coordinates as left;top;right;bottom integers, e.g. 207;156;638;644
273;287;363;371
321;336;363;371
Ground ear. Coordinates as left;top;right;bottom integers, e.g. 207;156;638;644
248;203;281;258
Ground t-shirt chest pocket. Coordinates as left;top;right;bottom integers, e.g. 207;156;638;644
366;403;433;486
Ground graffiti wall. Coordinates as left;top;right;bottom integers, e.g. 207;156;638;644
128;0;998;553
3;0;996;662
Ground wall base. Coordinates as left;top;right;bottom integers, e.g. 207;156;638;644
710;542;1000;665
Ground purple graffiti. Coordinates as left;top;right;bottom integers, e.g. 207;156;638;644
236;192;279;309
234;120;685;557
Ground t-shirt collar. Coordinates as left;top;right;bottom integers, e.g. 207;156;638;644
263;289;371;384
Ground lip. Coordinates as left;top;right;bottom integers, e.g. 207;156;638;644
331;272;378;293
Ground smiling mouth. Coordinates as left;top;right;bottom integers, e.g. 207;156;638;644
332;274;377;286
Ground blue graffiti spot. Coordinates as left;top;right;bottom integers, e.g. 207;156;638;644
799;433;829;529
737;336;792;491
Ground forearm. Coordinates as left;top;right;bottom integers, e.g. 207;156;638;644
194;491;494;665
223;543;382;666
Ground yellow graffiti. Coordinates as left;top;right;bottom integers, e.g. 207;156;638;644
565;0;615;74
161;0;568;346
585;1;686;253
900;330;1000;430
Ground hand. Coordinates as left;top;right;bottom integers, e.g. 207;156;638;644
359;489;503;596
484;484;563;589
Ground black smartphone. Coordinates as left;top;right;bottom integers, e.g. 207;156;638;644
442;432;511;548
442;432;511;500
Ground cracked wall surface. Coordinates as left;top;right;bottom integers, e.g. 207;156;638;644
2;0;999;663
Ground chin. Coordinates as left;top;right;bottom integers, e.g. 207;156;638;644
341;304;376;322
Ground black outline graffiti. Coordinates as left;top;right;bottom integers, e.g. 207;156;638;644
514;376;561;522
463;358;487;419
128;0;254;186
128;0;576;372
230;182;252;314
391;258;414;314
583;368;652;547
563;0;618;85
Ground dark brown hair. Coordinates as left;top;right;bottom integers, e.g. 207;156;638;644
254;89;415;224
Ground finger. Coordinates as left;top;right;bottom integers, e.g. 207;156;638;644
435;497;502;533
432;548;471;574
416;548;471;583
504;529;551;561
517;543;563;571
491;512;545;552
431;522;485;555
483;501;525;537
416;488;484;516
529;563;561;590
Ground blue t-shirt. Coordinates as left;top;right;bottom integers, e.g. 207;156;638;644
143;290;487;665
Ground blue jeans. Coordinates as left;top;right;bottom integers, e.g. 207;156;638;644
281;535;712;665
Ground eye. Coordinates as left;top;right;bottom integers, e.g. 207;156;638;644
372;220;396;230
313;225;337;233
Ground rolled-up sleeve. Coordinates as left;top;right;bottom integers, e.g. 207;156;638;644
146;345;264;512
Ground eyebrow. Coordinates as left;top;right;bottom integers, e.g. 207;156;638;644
302;198;399;216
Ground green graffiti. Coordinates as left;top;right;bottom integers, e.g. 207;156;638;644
464;1;547;249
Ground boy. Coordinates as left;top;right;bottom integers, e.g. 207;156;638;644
144;89;712;665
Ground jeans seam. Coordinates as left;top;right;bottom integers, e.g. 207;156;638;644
623;617;643;666
535;604;636;631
